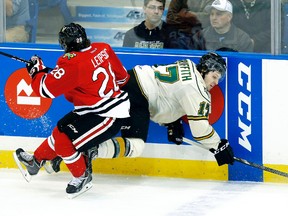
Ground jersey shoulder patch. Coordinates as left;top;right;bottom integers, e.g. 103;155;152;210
62;52;77;60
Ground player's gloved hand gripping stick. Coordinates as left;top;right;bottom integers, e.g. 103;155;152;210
26;55;49;78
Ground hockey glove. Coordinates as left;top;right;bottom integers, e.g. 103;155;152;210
26;55;48;78
165;118;184;145
210;139;234;166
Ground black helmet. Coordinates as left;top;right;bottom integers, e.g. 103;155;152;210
196;52;227;82
58;22;90;53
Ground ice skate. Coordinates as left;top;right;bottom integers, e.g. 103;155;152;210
13;148;43;182
86;146;98;160
66;170;93;199
83;146;98;174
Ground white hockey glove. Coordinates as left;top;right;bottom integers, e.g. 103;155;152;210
26;55;48;78
210;139;234;166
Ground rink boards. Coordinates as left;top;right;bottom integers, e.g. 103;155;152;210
0;44;288;183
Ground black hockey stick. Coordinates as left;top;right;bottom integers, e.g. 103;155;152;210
0;50;53;70
0;50;31;64
183;137;288;178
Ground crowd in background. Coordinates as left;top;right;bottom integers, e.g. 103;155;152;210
122;0;271;53
3;0;288;54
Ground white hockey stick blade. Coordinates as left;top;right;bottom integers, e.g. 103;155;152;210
13;152;32;182
67;182;93;199
43;161;55;174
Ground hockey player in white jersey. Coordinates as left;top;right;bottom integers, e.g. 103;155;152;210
106;51;234;166
50;52;234;173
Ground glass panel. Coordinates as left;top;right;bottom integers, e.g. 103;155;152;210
281;0;288;54
0;0;4;42
231;0;271;53
2;0;288;55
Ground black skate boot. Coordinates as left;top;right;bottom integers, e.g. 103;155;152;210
43;156;63;174
66;170;93;199
13;148;43;182
51;156;62;172
83;146;98;174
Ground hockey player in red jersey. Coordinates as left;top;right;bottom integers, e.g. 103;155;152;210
13;23;130;198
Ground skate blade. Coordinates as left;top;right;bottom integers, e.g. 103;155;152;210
43;161;54;174
13;152;32;182
67;182;93;199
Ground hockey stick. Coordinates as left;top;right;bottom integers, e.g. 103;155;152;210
182;137;288;178
0;50;31;64
0;50;53;70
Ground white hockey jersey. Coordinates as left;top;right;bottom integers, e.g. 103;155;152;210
134;59;220;149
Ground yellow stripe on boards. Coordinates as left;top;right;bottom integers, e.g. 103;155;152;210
263;164;288;183
1;150;228;180
91;158;228;180
4;150;288;183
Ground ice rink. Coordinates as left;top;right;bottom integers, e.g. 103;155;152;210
0;168;287;216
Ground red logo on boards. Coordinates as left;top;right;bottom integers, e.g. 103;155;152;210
209;85;225;124
4;68;52;119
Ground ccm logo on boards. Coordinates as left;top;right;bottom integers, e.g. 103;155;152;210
238;62;252;152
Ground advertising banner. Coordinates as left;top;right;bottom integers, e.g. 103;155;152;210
227;56;263;181
85;28;127;47
74;6;167;23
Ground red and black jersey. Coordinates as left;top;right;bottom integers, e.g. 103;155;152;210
31;42;130;118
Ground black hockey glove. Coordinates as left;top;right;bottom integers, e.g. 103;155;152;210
26;55;48;78
165;118;184;145
210;139;234;166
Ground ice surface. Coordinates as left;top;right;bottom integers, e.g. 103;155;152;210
0;169;287;216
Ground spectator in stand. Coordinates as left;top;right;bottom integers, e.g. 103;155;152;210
122;0;168;49
230;0;271;53
165;0;206;50
5;0;30;42
186;0;214;28
203;0;254;52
